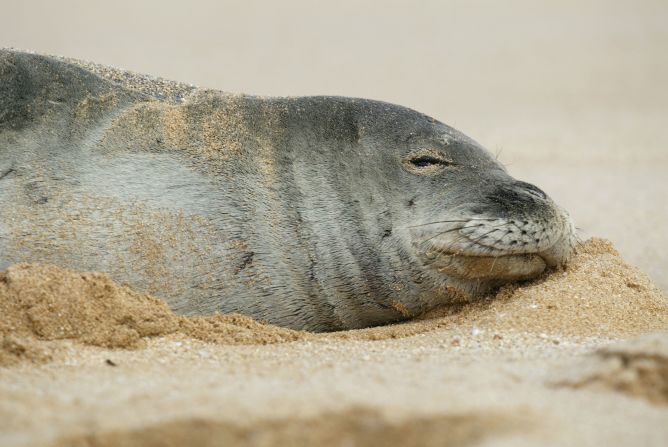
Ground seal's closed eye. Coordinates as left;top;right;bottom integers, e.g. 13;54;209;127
410;155;448;167
403;149;452;175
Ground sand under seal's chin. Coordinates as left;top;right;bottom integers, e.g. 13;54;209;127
428;253;547;282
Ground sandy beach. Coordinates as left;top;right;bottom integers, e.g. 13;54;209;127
2;240;667;446
1;1;667;445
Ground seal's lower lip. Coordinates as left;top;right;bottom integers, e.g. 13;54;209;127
429;253;547;281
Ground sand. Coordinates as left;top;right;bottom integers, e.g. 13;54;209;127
2;239;665;364
0;264;306;366
1;239;667;446
1;0;668;445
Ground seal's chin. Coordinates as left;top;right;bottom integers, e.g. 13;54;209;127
425;252;547;282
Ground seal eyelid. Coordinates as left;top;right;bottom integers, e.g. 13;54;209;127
402;150;453;175
410;155;451;167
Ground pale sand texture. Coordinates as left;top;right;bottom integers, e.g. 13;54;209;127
1;1;668;445
1;240;667;446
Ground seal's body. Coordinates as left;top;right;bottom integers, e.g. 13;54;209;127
0;50;575;331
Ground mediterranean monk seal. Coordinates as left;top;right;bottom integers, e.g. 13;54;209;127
0;50;576;331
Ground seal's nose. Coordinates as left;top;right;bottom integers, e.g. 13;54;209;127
485;180;548;210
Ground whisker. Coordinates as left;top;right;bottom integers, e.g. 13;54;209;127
406;217;497;229
466;227;504;248
488;254;499;274
420;225;469;244
459;222;518;254
441;231;472;254
429;221;511;255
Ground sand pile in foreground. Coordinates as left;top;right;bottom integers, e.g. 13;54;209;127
421;238;667;336
0;266;307;366
1;238;666;367
1;238;667;447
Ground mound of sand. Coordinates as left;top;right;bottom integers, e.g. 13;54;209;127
1;239;667;446
420;238;668;337
0;264;307;366
1;238;666;367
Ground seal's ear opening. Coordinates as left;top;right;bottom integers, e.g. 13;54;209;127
402;149;452;175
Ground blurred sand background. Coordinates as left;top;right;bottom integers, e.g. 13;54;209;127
3;0;666;289
1;2;668;446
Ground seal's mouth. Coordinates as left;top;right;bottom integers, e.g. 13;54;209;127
422;251;547;282
411;209;576;286
412;222;576;290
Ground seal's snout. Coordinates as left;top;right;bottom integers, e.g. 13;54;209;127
465;179;575;262
486;180;550;213
410;173;576;297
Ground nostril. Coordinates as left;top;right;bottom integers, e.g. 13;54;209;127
514;181;547;200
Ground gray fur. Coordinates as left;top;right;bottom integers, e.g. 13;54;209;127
0;50;575;331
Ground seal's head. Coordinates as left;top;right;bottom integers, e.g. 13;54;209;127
334;99;577;301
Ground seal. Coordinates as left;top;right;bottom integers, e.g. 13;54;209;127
0;50;576;331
